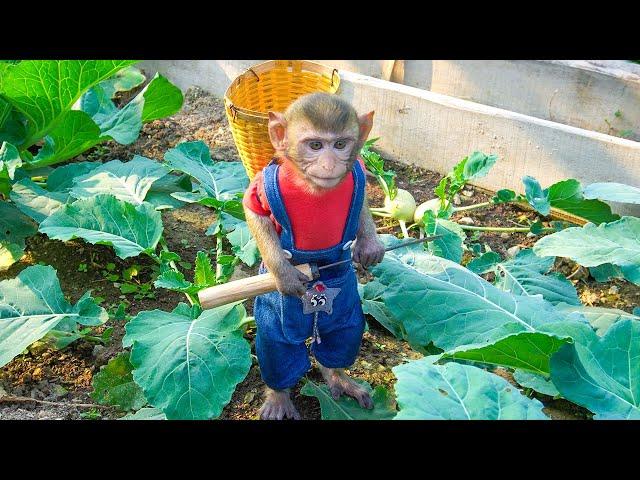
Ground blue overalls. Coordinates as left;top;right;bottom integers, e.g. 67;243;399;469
254;160;366;390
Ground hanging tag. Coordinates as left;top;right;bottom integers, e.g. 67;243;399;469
301;281;340;315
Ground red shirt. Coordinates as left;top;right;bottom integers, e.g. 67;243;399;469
243;158;365;251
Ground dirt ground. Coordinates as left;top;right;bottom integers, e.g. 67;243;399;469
1;86;637;421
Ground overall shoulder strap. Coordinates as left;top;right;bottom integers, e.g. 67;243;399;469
261;162;294;249
341;159;366;242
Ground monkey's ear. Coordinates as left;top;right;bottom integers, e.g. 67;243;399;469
268;112;287;152
357;111;375;143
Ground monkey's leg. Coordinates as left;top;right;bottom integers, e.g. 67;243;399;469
259;387;301;420
317;364;374;409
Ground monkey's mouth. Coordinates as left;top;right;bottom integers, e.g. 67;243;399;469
308;175;343;187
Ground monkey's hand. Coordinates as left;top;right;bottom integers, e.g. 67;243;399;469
272;261;311;297
352;236;385;269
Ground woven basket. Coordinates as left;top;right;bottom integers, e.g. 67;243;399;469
224;60;341;180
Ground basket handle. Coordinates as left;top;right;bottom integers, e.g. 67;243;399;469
229;103;238;121
330;68;338;87
248;68;260;82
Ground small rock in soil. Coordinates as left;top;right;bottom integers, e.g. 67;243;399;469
453;194;462;206
608;285;619;295
500;233;510;239
459;217;475;225
462;189;474;197
92;345;106;358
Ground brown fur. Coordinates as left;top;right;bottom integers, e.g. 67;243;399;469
284;93;358;135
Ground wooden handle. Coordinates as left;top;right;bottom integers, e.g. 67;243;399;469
198;263;314;310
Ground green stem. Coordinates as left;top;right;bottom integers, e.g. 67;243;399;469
458;225;550;233
81;335;107;344
454;201;493;212
158;237;196;306
399;220;409;239
215;233;224;281
238;316;256;329
377;175;391;199
370;209;392;218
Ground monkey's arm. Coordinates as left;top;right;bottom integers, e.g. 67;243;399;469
244;207;311;296
353;194;385;268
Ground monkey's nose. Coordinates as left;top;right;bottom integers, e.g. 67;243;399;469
320;160;336;172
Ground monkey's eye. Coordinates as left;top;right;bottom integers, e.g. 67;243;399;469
309;141;323;151
334;140;347;149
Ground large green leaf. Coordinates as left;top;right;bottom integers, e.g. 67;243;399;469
513;370;560;397
555;302;640;336
371;250;575;352
70;156;167;205
466;251;502;275
10;179;67;223
140;73;184;122
154;269;199;295
120;407;166;420
0;265;107;367
29;110;104;168
359;280;405;339
463;151;498;180
393;357;548;420
144;173;192;210
548;179;619;224
300;379;396;420
533;217;640;284
0;200;37;270
46;161;101;193
0;141;22;179
583;182;640;205
0;242;24;272
493;249;580;305
550;319;640;419
0;106;26;146
80;73;182;145
123;302;252;420
0;60;136;146
422;211;465;263
91;352;147;411
369;237;589;375
39;194;163;259
98;65;146;99
0;141;22;195
164;141;249;200
523;176;551;215
81;84;142;145
589;263;624;283
226;222;260;267
206;211;244;236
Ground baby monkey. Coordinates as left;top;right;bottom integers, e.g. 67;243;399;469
243;92;385;420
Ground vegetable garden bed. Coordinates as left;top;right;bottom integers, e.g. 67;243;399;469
1;62;639;420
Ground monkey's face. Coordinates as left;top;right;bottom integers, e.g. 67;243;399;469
287;121;359;190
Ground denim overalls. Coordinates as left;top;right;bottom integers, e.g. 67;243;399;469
254;160;366;390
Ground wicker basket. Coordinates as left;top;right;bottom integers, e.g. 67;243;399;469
224;60;341;179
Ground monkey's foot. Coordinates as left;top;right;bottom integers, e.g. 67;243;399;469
318;365;374;409
259;388;301;420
